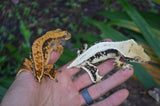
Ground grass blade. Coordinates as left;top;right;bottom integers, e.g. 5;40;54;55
133;63;159;89
153;0;160;4
0;78;13;102
98;11;160;30
118;0;160;58
108;19;160;36
20;21;31;47
84;18;128;40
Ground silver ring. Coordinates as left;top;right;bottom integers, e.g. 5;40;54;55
81;88;94;105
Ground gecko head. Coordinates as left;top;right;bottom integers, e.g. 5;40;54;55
127;44;150;63
48;29;71;40
64;31;71;40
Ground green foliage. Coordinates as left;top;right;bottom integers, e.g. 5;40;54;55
0;7;32;102
20;21;31;48
152;0;160;4
132;63;158;89
84;18;128;40
119;0;160;59
0;0;160;102
0;78;13;101
84;0;160;89
56;33;101;67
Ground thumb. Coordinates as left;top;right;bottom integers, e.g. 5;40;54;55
48;51;61;64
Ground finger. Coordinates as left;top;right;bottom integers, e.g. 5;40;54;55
48;51;61;64
1;71;38;106
48;50;81;77
91;89;129;106
57;39;113;76
79;68;133;105
101;39;112;42
57;59;81;77
88;68;133;99
73;59;114;90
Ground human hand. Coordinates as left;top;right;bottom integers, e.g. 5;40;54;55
1;43;133;106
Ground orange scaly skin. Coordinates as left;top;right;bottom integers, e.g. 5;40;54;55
17;29;71;82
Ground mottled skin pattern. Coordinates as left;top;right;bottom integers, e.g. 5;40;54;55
17;29;71;82
67;40;150;83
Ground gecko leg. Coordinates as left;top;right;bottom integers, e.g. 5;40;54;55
44;65;60;82
53;45;64;54
48;39;64;54
113;56;132;70
77;43;88;56
16;58;33;77
81;61;103;83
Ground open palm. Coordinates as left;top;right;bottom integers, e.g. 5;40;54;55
1;50;133;106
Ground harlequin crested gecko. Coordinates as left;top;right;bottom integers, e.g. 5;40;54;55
67;39;150;83
17;29;71;82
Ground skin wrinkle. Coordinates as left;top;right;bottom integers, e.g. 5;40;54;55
1;38;135;106
17;72;39;89
1;54;132;106
88;68;133;100
102;98;113;106
68;39;150;83
49;71;81;106
39;79;54;106
73;59;115;91
57;59;81;77
6;72;39;106
79;67;133;105
91;83;107;100
48;51;61;65
98;59;114;75
74;73;89;90
17;29;71;82
108;89;129;106
92;89;129;106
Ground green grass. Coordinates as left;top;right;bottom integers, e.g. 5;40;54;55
0;0;160;102
84;0;160;89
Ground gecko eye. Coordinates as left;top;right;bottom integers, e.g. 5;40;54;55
65;32;68;36
134;57;140;61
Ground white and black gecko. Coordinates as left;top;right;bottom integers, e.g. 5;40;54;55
67;39;150;83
